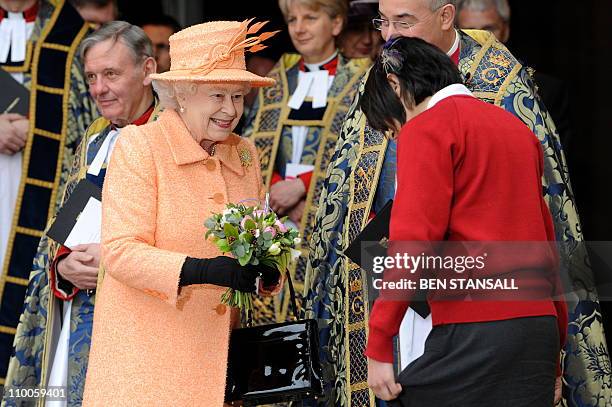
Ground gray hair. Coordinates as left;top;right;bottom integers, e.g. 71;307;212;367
79;20;153;64
430;0;457;12
456;0;510;22
152;81;198;111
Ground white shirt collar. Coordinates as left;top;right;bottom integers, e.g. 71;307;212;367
427;83;473;109
446;29;460;57
303;50;338;72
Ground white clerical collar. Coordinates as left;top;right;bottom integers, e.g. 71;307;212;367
303;50;338;72
0;10;36;64
427;83;473;109
288;51;338;110
446;29;460;57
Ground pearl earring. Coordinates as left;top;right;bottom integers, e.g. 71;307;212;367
179;105;185;113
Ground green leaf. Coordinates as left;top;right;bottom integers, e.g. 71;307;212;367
235;244;246;258
238;250;253;266
204;218;217;230
262;231;273;241
216;239;231;252
244;219;257;231
224;222;239;238
239;231;254;244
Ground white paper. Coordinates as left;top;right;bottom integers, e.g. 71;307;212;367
398;309;433;369
64;197;102;248
285;163;314;179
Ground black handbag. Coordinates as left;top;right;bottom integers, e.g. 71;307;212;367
225;273;324;406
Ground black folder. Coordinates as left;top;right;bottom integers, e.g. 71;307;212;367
0;67;30;116
343;200;431;318
47;179;102;246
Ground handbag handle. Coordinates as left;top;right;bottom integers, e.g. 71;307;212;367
285;271;299;321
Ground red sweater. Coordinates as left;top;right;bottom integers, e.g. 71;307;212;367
365;95;567;367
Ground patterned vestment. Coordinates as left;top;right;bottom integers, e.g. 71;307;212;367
0;0;97;383
243;53;370;325
2;105;160;407
304;30;611;407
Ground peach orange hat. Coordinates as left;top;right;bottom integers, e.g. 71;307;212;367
149;19;278;87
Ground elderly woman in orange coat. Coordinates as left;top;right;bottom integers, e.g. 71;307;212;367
82;21;279;406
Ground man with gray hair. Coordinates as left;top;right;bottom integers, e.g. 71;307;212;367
304;0;609;405
456;0;510;42
2;21;158;407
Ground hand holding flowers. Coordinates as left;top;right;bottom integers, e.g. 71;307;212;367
204;203;301;314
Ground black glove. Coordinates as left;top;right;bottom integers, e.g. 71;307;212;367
180;256;259;292
258;264;281;287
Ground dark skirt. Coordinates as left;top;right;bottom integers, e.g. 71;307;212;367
389;316;559;407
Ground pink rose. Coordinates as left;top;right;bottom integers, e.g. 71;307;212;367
264;226;276;238
275;219;288;233
240;216;253;230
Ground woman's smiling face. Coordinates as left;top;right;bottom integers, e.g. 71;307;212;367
177;83;249;143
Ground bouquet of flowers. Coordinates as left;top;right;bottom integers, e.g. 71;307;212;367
204;200;301;314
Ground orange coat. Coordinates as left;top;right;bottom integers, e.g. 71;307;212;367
83;109;264;406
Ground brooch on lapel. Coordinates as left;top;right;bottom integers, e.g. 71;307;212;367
239;147;252;167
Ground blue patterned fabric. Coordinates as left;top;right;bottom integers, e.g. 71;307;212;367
373;140;397;214
304;30;611;407
2;119;111;407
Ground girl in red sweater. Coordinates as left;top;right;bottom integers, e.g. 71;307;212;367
359;37;567;407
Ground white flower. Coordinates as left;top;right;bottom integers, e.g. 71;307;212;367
268;242;281;256
293;237;301;245
254;229;260;238
290;248;301;260
222;207;239;217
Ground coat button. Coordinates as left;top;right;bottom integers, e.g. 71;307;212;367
215;304;227;315
205;160;216;171
212;193;225;204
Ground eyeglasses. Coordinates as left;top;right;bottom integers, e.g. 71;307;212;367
372;18;417;32
372;5;446;32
